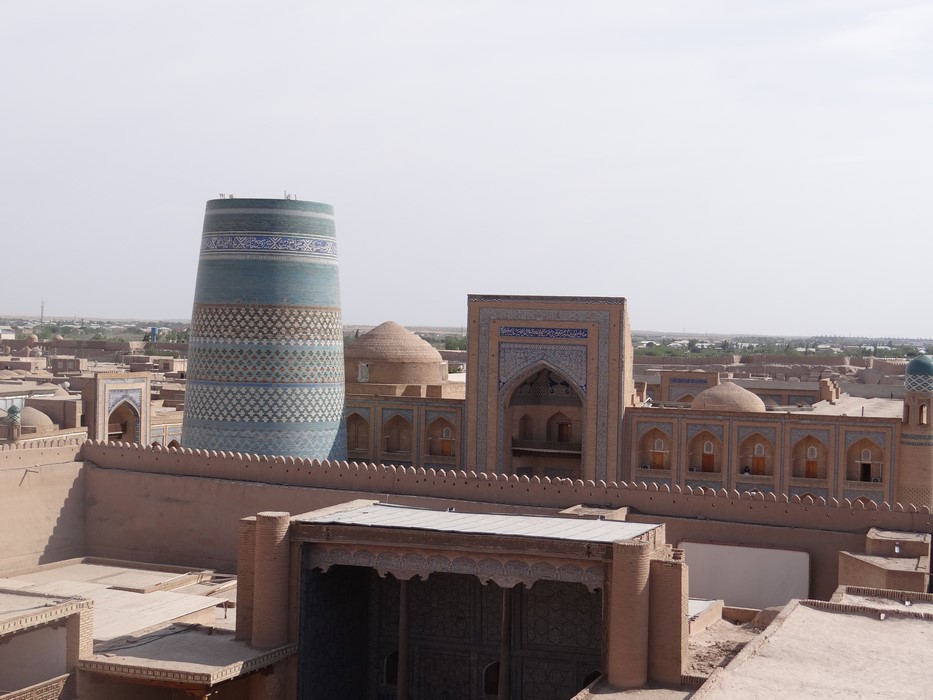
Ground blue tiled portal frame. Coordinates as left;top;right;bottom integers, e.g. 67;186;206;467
182;198;346;460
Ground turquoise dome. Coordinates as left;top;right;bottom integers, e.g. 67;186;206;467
906;354;933;376
906;354;933;393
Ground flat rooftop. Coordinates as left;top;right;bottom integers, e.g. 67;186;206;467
82;626;294;686
0;560;232;641
0;588;89;637
694;598;933;699
806;395;903;418
297;502;660;543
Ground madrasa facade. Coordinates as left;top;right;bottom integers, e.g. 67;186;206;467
343;294;933;512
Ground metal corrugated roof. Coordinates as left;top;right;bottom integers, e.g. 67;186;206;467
299;503;657;543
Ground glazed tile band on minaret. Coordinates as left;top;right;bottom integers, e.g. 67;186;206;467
182;198;346;460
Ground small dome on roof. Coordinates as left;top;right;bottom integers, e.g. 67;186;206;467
906;354;933;393
19;406;54;429
26;334;38;344
692;382;766;412
345;322;442;364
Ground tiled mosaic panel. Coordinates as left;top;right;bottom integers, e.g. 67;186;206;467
106;387;142;415
183;422;346;461
185;384;344;423
186;345;344;384
190;304;342;343
200;234;337;260
906;374;933;392
498;342;588;390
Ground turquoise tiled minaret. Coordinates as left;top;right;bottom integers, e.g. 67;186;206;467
182;198;346;460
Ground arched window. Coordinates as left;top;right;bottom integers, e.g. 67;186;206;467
654;438;664;451
807;446;818;460
921;404;930;426
754;443;764;457
860;448;871;462
704;440;714;454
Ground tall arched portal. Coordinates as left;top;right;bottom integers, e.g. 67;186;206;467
505;367;583;479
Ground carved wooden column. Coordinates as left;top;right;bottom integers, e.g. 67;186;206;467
397;578;411;700
497;585;513;700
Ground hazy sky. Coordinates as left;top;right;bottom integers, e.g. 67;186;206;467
2;2;931;338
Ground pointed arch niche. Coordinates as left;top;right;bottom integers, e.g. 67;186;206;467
687;431;722;473
347;412;370;454
845;438;883;483
638;428;672;470
738;433;775;476
382;414;412;455
107;401;139;443
426;417;456;457
791;436;828;479
504;365;583;479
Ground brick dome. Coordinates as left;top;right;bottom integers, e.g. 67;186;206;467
345;322;446;385
19;406;55;429
692;382;766;413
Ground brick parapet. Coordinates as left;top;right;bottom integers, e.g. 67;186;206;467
80;441;933;535
0;674;70;700
834;585;933;604
0;437;84;468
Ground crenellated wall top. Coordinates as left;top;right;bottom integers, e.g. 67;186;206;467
78;441;933;533
0;436;86;453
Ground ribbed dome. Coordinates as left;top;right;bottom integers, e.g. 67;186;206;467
345;322;442;363
692;382;766;412
19;406;54;429
906;354;933;393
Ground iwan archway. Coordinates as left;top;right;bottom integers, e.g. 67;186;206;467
501;364;585;479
